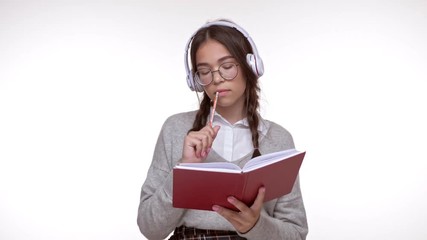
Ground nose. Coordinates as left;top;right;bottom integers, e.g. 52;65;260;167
212;70;224;84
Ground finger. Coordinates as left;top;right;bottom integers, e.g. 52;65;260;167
202;124;221;139
251;187;266;212
198;134;210;157
201;125;216;140
212;205;241;223
199;126;218;152
202;125;220;149
213;125;221;137
189;132;210;157
186;134;204;158
193;131;211;155
187;126;219;158
227;196;250;213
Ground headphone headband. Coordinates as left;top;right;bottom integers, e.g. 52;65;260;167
185;20;264;92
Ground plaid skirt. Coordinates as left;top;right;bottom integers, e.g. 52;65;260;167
168;226;247;240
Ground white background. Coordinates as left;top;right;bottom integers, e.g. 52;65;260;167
1;0;426;239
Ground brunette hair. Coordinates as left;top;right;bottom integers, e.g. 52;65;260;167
188;23;261;149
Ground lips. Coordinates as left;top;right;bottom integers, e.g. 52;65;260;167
216;89;229;97
216;89;229;94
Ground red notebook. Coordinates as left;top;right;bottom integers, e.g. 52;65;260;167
172;148;305;211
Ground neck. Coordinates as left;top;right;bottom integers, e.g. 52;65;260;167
216;101;245;125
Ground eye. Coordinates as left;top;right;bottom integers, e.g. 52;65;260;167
221;63;235;70
197;68;211;76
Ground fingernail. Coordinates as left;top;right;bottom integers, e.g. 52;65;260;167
212;205;219;211
227;196;235;203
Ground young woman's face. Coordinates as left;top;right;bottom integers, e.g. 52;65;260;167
195;39;247;114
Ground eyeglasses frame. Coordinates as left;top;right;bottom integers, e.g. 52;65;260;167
194;62;240;86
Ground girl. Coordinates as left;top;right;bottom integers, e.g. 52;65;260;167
137;19;308;240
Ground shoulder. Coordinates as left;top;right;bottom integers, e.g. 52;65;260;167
264;120;293;138
260;118;295;151
163;110;197;126
161;110;197;134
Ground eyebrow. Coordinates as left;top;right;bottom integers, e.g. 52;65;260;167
196;56;236;68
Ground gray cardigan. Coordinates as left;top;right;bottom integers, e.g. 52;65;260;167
137;111;308;240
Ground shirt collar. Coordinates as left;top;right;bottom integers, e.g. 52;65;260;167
210;109;268;136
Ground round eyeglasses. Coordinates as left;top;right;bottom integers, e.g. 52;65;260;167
194;62;239;86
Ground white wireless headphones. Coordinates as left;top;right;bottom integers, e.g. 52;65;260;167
184;20;264;92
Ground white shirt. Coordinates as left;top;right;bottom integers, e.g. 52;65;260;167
210;111;269;162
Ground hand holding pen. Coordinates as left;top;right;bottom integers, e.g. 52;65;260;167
182;92;220;163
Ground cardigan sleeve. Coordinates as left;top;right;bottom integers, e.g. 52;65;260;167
137;118;186;240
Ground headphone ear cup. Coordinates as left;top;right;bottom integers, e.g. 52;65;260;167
186;72;195;91
246;53;264;77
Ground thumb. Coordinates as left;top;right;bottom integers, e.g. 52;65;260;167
213;125;221;135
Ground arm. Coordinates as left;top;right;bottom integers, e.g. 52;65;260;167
239;176;308;240
137;122;186;239
212;176;307;240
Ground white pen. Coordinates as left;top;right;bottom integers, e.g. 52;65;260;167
210;92;219;127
